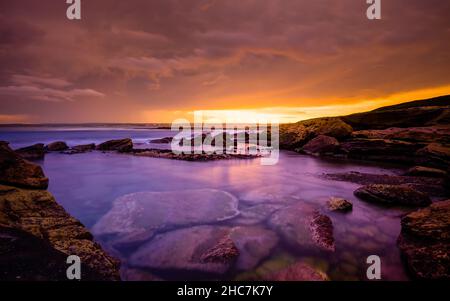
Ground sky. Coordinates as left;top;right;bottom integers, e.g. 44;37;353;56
0;0;449;124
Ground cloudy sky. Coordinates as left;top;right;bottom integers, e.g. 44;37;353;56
0;0;449;123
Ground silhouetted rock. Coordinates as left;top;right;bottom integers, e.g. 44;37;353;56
150;137;173;144
73;143;96;152
354;184;431;207
302;135;340;156
265;262;328;281
0;141;48;189
405;166;447;178
45;141;69;151
327;197;353;212
96;138;133;152
397;199;450;279
15;143;45;160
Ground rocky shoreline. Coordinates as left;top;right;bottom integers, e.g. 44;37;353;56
0;142;120;280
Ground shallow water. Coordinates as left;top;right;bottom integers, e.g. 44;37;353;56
1;127;412;281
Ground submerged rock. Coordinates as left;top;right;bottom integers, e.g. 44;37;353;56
15;143;45;160
229;226;279;271
129;226;237;276
149;137;173;144
268;202;334;252
265;262;328;281
397;200;450;279
0;141;48;189
354;184;431;207
45;141;69;151
302;135;340;156
92;189;239;249
96;138;133;152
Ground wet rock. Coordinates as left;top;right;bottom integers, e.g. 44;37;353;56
0;142;48;189
229;226;279;271
302;135;340;156
0;184;120;280
280;117;352;149
268;202;334;251
324;171;447;197
45;141;69;151
15;143;45;160
132;148;259;162
397;199;450;279
310;212;335;252
96;138;133;152
415;143;450;168
265;262;328;281
92;189;239;249
405;166;447;178
354;184;431;207
327;197;353;212
129;226;237;276
149;137;173;144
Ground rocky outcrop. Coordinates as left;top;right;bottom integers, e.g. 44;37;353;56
397;200;450;279
265;262;328;281
73;143;96;152
0;143;120;280
302;135;340;156
342;95;450;130
96;138;133;152
45;141;69;151
132;148;259;161
0;141;48;189
279;117;352;149
405;166;448;178
354;184;431;207
352;126;450;144
92;189;239;250
327;197;353;212
15;143;45;160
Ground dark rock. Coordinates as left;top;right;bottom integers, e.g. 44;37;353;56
302;135;340;156
132;148;259;161
149;137;173;144
0;185;120;280
340;138;424;164
15;144;45;160
397;199;450;279
96;138;133;152
310;212;335;252
405;166;448;178
45;141;69;151
354;184;431;207
265;262;328;281
72;143;96;152
352;126;450;144
327;197;353;212
415;143;450;169
0;142;48;189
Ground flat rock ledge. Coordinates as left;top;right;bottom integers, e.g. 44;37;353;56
397;200;450;279
132;148;260;161
354;184;431;207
